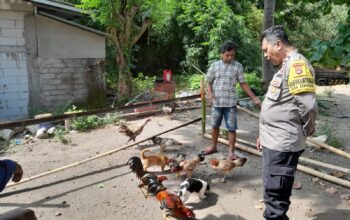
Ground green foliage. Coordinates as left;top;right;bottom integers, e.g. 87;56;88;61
173;73;203;91
54;129;69;144
236;72;262;98
309;13;350;68
67;106;120;131
132;73;156;95
317;123;343;148
272;1;349;68
175;0;261;73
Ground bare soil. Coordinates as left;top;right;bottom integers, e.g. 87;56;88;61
0;85;349;220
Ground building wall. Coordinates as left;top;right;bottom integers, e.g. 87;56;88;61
35;57;106;111
1;2;106;121
0;8;31;121
25;14;106;112
36;15;105;59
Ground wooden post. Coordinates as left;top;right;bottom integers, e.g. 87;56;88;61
201;78;206;135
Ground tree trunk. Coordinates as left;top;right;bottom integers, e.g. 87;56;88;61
116;52;131;100
262;0;276;89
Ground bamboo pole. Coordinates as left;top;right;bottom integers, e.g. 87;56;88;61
233;136;350;173
6;117;202;188
235;105;350;160
201;79;206;135
307;137;350;159
237;105;260;119
203;134;350;188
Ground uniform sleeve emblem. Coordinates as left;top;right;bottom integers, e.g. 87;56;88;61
288;59;316;95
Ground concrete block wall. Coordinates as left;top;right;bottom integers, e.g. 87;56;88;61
0;10;29;121
36;58;105;111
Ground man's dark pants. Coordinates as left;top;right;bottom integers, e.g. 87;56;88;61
262;147;303;220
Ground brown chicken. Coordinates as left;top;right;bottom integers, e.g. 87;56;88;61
170;152;205;179
210;157;247;183
119;118;151;143
157;190;195;220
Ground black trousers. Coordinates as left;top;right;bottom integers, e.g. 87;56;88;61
262;147;303;220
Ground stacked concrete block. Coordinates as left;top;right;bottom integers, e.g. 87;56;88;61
0;10;29;121
37;58;104;111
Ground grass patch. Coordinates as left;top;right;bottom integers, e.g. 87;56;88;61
54;128;70;144
316;123;343;148
0;139;17;155
323;86;335;97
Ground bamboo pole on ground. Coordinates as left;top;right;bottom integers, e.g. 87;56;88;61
6;117;202;188
203;134;350;188
236;104;350;159
234;136;350;173
307;137;350;159
237;105;260;119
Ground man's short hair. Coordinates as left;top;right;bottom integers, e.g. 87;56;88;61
220;41;237;53
260;25;291;46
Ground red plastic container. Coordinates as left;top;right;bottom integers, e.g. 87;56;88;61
163;69;172;82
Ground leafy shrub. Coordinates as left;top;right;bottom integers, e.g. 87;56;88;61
54;128;69;144
67;106;120;131
132;73;156;95
236;72;262;98
173;73;203;92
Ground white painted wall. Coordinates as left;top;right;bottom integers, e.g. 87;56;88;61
0;10;29;121
37;15;105;59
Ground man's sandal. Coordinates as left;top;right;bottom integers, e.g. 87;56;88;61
228;154;238;161
204;147;218;155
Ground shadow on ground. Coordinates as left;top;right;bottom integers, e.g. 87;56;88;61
201;213;246;220
311;209;350;220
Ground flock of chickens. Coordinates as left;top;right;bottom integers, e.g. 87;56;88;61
119;118;247;220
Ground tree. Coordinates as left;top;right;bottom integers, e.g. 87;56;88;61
173;0;261;72
262;0;275;86
79;0;155;99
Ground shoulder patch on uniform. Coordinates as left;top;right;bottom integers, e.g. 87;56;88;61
288;59;316;95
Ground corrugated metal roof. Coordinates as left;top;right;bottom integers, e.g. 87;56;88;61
25;0;83;14
38;11;109;37
23;0;108;37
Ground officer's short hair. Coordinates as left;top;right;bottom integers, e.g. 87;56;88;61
220;41;237;53
260;25;291;46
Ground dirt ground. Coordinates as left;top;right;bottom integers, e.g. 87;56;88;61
0;85;349;220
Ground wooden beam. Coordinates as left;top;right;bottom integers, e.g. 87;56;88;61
0;94;200;129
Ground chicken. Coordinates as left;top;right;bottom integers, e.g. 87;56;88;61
170;151;205;179
119;118;151;143
157;190;195;220
127;156;167;195
127;156;195;219
210;157;247;183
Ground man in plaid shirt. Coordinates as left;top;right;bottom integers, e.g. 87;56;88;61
205;41;261;160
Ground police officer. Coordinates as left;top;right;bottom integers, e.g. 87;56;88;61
256;26;318;220
0;160;23;192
